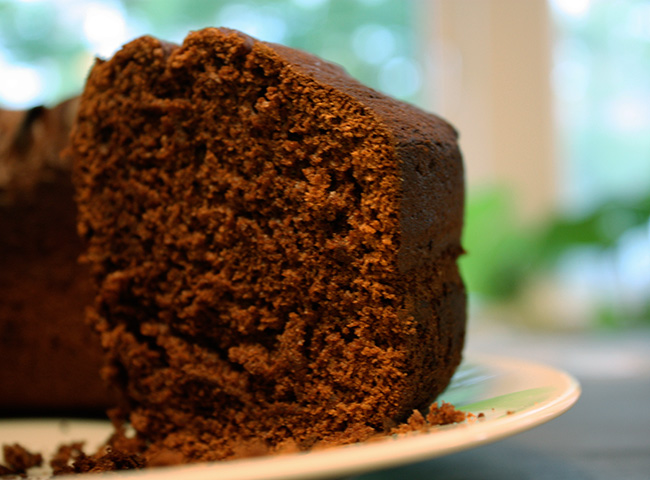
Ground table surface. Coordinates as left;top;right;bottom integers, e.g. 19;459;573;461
355;323;650;480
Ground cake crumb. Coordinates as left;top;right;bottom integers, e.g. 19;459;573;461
1;443;43;476
390;402;467;435
426;402;468;426
406;409;427;430
49;440;145;476
0;465;14;478
50;442;85;475
69;447;145;474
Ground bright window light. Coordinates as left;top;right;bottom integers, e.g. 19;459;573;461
82;2;129;58
0;62;44;108
378;56;421;99
352;24;396;66
550;0;592;18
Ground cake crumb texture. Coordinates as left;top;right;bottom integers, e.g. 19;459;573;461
70;27;466;463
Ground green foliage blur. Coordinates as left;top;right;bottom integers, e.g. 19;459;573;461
461;187;650;328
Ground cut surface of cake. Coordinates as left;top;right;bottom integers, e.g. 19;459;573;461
69;27;466;462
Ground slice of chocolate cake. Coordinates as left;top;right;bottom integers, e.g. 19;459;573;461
69;27;466;462
0;98;113;414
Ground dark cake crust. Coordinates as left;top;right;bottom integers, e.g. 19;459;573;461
70;28;465;461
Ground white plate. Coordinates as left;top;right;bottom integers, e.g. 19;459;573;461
0;354;580;480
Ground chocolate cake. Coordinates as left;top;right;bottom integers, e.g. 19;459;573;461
68;27;466;462
0;98;112;414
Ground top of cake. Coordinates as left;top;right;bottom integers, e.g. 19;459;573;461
0;98;78;203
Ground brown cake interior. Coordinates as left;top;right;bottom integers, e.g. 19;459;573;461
70;28;465;461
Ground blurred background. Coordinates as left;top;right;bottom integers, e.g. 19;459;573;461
1;0;649;334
